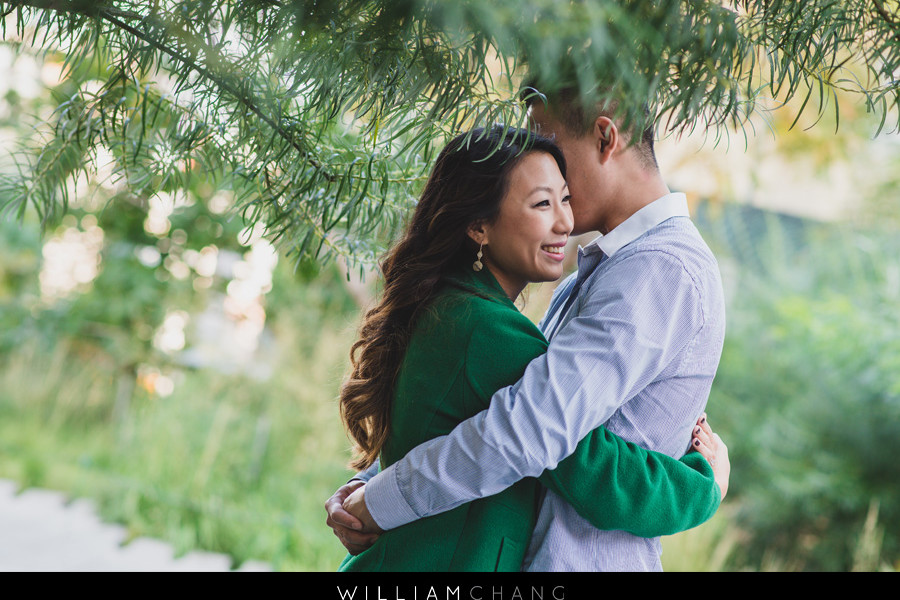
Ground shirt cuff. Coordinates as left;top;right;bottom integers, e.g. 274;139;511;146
364;463;420;531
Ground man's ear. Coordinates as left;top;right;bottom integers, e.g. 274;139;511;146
593;116;619;165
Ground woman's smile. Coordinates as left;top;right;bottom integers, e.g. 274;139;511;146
540;244;567;260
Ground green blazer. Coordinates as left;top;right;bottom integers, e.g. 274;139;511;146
340;265;720;572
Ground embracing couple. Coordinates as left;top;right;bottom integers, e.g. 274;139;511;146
325;87;730;572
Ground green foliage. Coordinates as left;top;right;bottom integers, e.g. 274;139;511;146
0;50;370;567
0;329;358;570
702;216;900;571
661;507;742;572
1;0;899;265
0;217;362;570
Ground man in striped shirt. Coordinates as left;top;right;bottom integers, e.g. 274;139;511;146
327;90;728;571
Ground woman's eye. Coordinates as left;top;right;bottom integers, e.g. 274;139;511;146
533;199;551;208
562;195;572;203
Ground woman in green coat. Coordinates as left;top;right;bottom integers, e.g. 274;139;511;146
336;126;727;571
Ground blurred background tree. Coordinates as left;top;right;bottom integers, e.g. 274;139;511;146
1;0;899;571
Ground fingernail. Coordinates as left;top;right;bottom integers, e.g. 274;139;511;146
694;426;701;435
694;439;700;447
700;416;706;424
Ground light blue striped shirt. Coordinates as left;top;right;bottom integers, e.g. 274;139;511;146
362;193;726;571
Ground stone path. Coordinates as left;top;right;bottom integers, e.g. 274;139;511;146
0;479;271;572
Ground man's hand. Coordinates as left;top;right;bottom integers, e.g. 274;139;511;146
342;485;385;535
325;480;381;555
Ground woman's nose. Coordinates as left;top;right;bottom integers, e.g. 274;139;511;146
555;202;574;233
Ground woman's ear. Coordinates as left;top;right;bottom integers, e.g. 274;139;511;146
593;116;619;165
466;221;489;245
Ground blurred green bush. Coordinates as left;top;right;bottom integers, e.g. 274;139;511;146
0;206;363;570
698;208;900;571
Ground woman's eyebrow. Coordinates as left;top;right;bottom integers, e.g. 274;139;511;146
526;183;568;198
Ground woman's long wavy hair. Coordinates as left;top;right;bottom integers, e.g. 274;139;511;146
339;125;567;470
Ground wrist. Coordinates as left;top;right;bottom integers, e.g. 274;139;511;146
365;465;420;531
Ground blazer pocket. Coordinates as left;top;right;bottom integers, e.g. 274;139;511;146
494;536;524;572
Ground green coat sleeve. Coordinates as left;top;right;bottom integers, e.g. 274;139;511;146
466;301;721;537
538;430;721;536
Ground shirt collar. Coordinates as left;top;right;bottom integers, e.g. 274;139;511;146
581;192;690;258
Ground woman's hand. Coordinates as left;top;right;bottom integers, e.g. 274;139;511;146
690;413;730;500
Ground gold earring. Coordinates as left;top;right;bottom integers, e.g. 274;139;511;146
473;242;484;272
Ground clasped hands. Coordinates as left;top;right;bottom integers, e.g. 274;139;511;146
324;479;383;555
325;414;729;555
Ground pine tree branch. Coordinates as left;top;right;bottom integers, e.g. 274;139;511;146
3;0;899;265
100;11;337;180
4;0;338;182
3;0;138;22
872;0;900;42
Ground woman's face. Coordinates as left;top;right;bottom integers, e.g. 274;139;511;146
479;151;573;299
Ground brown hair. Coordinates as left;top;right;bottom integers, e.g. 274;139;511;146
339;126;566;470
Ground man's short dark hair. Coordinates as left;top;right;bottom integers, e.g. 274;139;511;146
521;84;658;170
